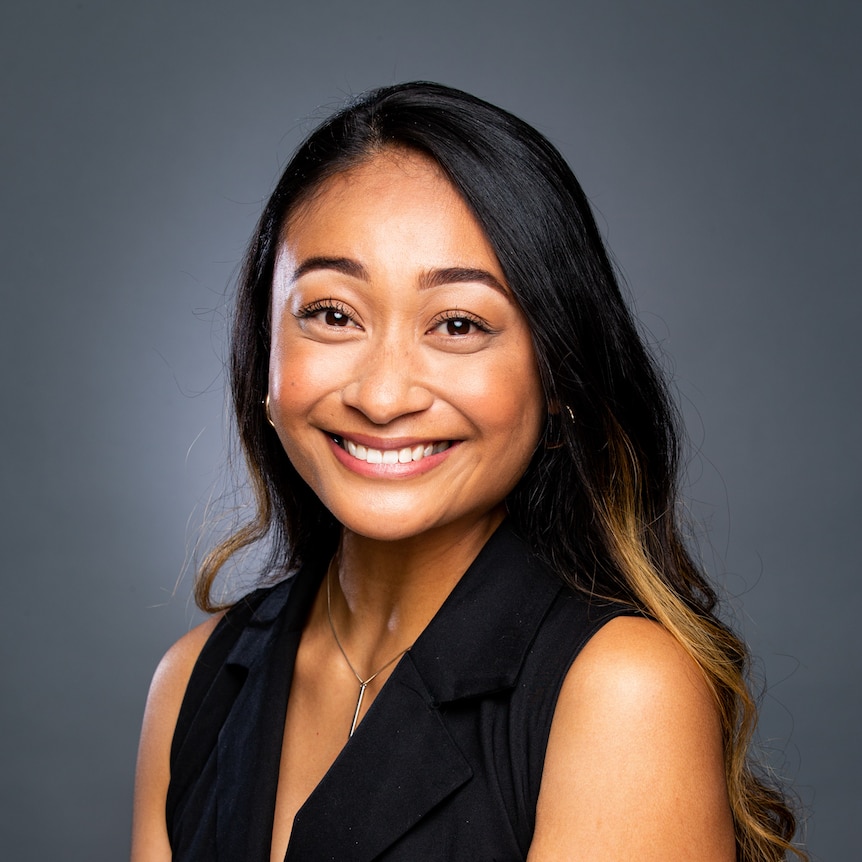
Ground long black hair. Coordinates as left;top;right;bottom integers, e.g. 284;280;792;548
198;82;803;861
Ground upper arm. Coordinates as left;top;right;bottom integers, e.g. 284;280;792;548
130;614;223;862
528;616;735;862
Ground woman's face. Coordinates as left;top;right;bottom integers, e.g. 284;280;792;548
268;149;545;543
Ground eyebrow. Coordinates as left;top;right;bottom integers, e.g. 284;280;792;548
291;257;510;298
292;256;368;281
419;267;509;297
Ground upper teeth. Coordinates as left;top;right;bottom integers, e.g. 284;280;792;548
342;439;449;463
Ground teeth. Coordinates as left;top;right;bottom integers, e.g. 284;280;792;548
345;439;366;460
338;438;451;463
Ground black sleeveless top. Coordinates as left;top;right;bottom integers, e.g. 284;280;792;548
167;523;636;861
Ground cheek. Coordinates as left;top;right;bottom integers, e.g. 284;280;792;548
267;346;333;475
466;356;544;453
269;338;338;412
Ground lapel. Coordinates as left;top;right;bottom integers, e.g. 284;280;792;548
285;522;563;861
285;653;473;861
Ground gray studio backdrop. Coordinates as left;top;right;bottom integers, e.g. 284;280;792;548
2;2;858;859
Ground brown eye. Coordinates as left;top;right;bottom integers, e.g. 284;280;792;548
429;313;491;339
325;309;350;326
445;318;473;336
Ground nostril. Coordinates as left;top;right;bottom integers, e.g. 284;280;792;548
340;367;434;425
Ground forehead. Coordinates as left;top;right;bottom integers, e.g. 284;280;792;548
285;148;454;228
278;149;504;278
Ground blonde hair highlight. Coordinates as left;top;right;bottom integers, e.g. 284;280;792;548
597;431;807;862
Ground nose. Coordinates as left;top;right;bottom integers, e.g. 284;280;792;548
341;342;434;425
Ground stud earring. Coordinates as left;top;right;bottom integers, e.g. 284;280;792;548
264;393;276;428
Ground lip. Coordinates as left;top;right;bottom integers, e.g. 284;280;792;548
325;431;458;478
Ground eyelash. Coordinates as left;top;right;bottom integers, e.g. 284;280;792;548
296;299;355;326
430;311;493;336
295;301;493;337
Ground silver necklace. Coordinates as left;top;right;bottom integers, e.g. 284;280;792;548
326;569;411;738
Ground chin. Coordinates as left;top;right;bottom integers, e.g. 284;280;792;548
334;513;443;544
329;499;506;547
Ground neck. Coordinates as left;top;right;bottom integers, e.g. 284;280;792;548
326;510;504;657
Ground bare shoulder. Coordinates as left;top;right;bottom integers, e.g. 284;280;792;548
130;613;224;862
528;616;735;861
145;613;225;717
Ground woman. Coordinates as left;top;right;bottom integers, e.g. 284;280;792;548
132;82;804;861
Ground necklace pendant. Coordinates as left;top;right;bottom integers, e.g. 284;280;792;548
349;682;368;738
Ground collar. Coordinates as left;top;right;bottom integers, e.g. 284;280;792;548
224;519;563;701
213;521;564;862
405;520;563;703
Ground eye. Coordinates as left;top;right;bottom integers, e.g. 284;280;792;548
296;299;358;329
431;312;492;337
442;318;474;336
323;308;350;327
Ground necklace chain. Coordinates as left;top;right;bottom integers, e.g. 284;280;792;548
326;567;411;738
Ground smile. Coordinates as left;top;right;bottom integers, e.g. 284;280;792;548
332;436;452;464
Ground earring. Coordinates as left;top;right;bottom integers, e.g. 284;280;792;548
264;393;276;429
544;405;574;449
